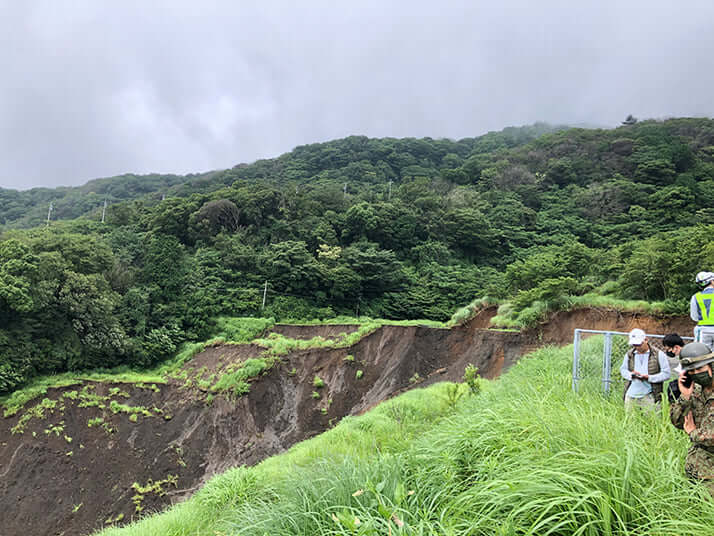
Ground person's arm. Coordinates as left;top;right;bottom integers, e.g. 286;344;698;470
670;371;695;429
691;294;701;322
670;396;693;429
647;351;671;384
686;402;714;446
619;353;632;380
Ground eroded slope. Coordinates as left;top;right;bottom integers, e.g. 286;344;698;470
0;308;693;536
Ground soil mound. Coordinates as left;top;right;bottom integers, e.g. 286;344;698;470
0;307;695;535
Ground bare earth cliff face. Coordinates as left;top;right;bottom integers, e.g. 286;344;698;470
0;308;695;536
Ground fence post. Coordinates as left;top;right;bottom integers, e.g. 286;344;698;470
572;329;581;393
602;332;613;396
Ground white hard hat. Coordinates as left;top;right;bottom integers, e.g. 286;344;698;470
628;328;646;345
696;271;714;285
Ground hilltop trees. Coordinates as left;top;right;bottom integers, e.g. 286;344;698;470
3;119;714;393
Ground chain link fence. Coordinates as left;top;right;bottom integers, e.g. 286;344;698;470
571;329;699;396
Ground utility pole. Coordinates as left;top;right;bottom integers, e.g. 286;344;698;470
262;281;268;310
46;202;53;226
101;199;107;223
343;183;347;198
388;180;392;200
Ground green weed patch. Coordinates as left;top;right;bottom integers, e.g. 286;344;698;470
131;475;179;513
210;358;274;397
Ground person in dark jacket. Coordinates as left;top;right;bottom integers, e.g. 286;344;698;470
662;333;685;403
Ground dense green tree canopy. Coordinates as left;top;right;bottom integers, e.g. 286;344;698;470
3;119;714;393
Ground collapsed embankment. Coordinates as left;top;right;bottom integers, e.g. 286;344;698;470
0;307;695;536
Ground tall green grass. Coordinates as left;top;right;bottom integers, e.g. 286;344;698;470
97;382;457;536
97;338;714;536
490;294;675;329
448;296;501;326
209;316;276;344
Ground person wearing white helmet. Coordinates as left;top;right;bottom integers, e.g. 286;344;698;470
691;271;714;349
619;328;671;410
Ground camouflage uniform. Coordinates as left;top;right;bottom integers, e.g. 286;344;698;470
670;384;714;494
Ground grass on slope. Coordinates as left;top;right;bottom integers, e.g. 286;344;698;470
98;337;714;536
1;316;443;416
484;294;674;329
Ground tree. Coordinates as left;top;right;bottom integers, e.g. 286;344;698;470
441;208;496;258
343;202;379;241
341;243;405;296
259;241;321;294
146;196;202;243
191;199;241;236
0;239;38;313
505;241;594;292
57;272;126;369
140;234;188;303
546;158;577;187
635;159;676;185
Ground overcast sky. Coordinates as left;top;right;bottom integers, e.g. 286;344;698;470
2;1;714;190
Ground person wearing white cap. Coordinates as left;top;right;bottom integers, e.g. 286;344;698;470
691;271;714;349
619;328;671;410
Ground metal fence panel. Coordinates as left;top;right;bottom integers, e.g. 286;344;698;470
572;328;700;395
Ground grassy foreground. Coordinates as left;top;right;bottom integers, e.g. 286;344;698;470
98;339;714;536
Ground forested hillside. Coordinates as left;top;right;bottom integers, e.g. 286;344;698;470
0;171;221;229
2;118;714;393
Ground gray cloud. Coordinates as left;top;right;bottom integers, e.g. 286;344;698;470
2;0;714;189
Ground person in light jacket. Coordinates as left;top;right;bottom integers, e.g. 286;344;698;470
691;271;714;349
620;328;671;409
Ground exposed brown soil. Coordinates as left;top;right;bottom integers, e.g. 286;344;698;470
0;307;697;536
268;323;360;340
529;307;695;344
